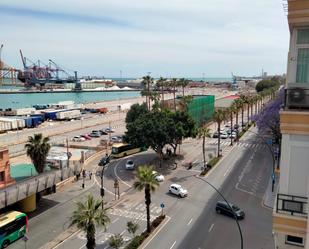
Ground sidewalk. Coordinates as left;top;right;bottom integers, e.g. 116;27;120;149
263;172;279;209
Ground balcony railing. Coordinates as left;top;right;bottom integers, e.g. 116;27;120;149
276;193;308;218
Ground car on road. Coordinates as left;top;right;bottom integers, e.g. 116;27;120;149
98;155;110;166
105;127;115;133
215;201;245;219
220;132;229;139
229;132;237;138
81;134;92;140
72;136;86;142
125;159;135;170
111;136;122;143
152;171;164;182
169;183;188;197
90;130;101;137
212;132;219;138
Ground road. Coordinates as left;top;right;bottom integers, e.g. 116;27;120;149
144;131;275;249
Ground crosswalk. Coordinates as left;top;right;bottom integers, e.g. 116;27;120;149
108;200;162;221
206;139;268;150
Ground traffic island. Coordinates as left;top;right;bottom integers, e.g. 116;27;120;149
200;155;222;176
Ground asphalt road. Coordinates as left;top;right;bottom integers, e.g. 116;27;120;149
144;132;275;249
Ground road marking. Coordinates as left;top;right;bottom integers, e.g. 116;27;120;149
187;218;193;225
52;229;81;248
114;160;132;187
140;215;171;249
121;229;126;235
170;241;176;249
208;223;214;232
78;243;85;249
223;165;233;177
93;173;115;196
112;218;119;223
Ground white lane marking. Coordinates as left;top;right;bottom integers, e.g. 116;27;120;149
78;243;85;249
104;246;109;249
114;160;132;187
170;241;176;249
93;174;115;195
223;165;233;177
140;216;171;249
120;229;126;235
52;229;81;248
208;223;214;232
112;218;119;223
187;218;193;226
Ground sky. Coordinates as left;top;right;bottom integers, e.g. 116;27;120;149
0;0;289;78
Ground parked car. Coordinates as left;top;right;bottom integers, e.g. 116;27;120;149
72;136;86;142
213;132;219;138
90;130;101;137
81;134;92;140
220;132;229;139
152;171;164;182
98;155;110;166
105;127;115;133
229;132;237;138
169;183;188;197
234;124;239;130
99;130;108;135
215;201;245;219
111;136;122;142
125;160;135;170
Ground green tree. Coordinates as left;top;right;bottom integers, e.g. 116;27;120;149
125;103;148;124
127;221;139;237
213;109;227;157
70;195;110;249
197;126;211;168
25;133;51;174
109;234;124;249
255;79;279;92
179;78;189;97
228;105;237;146
156;77;166;104
170;78;179;111
134;165;159;233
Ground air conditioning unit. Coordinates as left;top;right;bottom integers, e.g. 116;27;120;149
286;83;309;109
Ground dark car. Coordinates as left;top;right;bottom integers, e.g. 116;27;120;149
212;132;219;138
215;201;245;219
100;130;108;135
98;155;110;166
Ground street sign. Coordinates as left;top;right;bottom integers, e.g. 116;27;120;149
267;138;272;145
160;203;165;208
272;172;275;180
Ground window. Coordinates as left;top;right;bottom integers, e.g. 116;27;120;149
286;235;304;247
282;200;303;213
0;171;4;182
295;29;309;84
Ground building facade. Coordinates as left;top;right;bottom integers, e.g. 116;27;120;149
273;1;309;248
0;147;15;188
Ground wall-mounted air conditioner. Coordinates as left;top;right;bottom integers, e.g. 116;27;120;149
286;83;309;109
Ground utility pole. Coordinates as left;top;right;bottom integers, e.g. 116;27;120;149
100;169;105;209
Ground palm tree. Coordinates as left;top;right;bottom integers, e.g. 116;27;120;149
228;105;237;146
170;78;178;112
197;126;211;168
25;133;51;174
70;194;110;249
213;109;227;157
134;165;159;233
156;77;166;104
179;78;189;97
141;75;153;110
127;221;139;237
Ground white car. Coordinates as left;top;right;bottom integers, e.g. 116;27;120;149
72;136;86;142
169;183;188;197
229;132;237;138
125;160;135;170
220;132;229;139
152;171;165;182
111;136;122;142
105;127;115;133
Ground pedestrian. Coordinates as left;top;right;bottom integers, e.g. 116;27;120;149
82;169;86;178
89;171;92;180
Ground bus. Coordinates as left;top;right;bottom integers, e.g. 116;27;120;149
0;211;28;248
111;143;144;158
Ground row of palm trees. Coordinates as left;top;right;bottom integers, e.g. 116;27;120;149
203;88;277;159
141;76;190;111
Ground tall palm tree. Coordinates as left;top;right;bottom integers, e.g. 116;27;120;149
197;126;211;168
25;133;51;174
213;109;227;157
134;165;159;233
228;105;237;146
170;78;178;112
70;195;110;249
156;77;166;104
141;75;153;110
179;78;189;97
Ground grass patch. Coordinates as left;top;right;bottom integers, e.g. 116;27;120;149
200;156;222;176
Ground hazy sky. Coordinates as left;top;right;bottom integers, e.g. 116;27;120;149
0;0;289;78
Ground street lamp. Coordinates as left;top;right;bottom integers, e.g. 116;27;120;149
100;168;105;208
196;176;243;249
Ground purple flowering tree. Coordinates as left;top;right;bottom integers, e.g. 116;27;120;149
251;89;284;143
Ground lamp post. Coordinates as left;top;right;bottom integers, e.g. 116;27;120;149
196;176;243;249
100;168;105;208
0;44;3;85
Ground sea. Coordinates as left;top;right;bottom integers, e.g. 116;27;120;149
0;77;231;109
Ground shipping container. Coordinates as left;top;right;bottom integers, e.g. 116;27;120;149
0;118;18;130
97;107;108;114
43;110;59;120
56;110;81;120
0;122;11;133
12;108;36;116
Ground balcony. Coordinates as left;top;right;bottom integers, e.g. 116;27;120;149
276;193;308;218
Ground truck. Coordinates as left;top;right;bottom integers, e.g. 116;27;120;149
96;107;108;114
56;110;81;120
